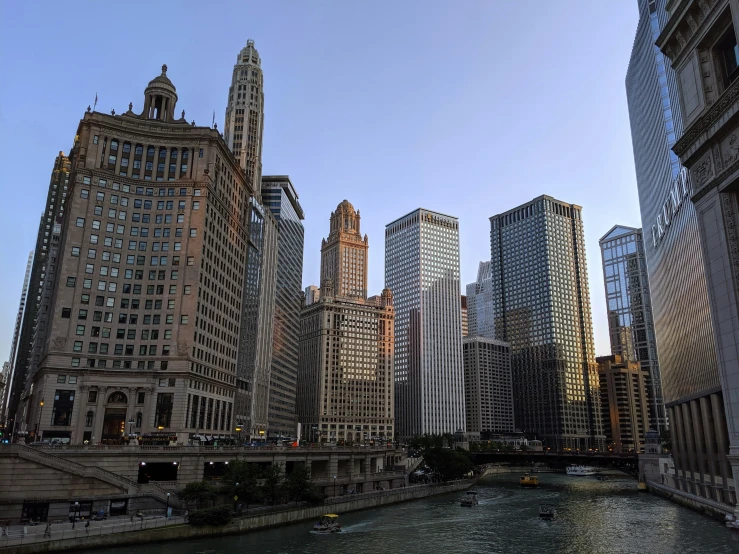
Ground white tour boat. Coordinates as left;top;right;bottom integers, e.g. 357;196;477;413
566;465;597;476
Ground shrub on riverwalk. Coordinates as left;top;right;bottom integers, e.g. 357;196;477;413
187;505;232;526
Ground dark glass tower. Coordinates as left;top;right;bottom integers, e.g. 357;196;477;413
490;196;604;450
261;176;304;438
599;225;666;433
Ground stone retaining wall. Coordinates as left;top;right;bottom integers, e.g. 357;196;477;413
0;480;473;554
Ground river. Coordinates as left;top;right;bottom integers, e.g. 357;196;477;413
80;473;737;553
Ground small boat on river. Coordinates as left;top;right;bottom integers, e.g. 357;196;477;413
539;505;556;520
460;491;478;507
566;465;597;476
520;473;539;487
313;514;342;533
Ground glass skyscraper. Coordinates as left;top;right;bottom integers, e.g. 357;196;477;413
626;0;726;502
466;261;495;339
385;209;466;438
490;196;604;450
599;225;666;434
261;176;304;438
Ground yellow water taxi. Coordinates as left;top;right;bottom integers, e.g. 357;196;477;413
520;473;539;488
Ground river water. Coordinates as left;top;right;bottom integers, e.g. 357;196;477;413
81;473;737;553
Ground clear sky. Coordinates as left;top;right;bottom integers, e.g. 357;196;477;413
0;1;640;360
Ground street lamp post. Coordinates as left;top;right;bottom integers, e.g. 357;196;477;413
235;426;242;445
72;501;80;528
35;400;44;442
166;493;170;518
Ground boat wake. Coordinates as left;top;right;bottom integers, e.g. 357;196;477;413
340;521;374;533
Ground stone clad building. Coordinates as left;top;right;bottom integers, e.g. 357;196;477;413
23;65;254;445
597;355;651;454
655;0;739;508
297;201;394;444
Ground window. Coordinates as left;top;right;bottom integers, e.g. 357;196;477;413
66;277;76;287
187;256;194;266
154;393;174;427
85;411;94;427
71;247;80;257
180;315;189;324
189;228;197;237
76;218;85;227
81;189;89;199
137;392;145;404
71;358;80;367
78;309;88;320
717;25;739;88
184;285;191;295
57;375;66;383
51;390;75;426
62;308;71;318
76;325;85;335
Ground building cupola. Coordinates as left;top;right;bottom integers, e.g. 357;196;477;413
142;64;178;122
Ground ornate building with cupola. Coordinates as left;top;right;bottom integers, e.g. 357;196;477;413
18;65;253;445
297;201;394;444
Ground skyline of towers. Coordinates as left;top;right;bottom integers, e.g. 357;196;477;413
385;208;466;438
297;200;394;444
490;195;604;450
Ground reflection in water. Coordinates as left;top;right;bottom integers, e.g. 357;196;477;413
79;474;736;554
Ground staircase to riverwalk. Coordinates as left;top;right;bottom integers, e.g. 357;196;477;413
8;444;181;507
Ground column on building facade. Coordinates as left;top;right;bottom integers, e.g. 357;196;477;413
671;405;687;486
711;392;733;501
680;402;697;487
125;387;138;436
142;387;155;434
699;395;719;491
91;388;106;444
72;385;89;444
689;399;707;489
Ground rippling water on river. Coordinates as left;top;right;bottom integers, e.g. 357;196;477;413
81;473;737;553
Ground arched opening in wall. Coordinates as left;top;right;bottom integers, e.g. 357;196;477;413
102;392;128;444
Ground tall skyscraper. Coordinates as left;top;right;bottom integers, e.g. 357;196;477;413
599;225;665;433
5;153;70;434
463;337;514;439
2;251;33;428
466;260;495;339
628;0;732;506
385;209;466;438
21;65;253;445
262;175;305;438
224;39;264;194
320;200;368;299
597;355;650;454
297;201;394;444
224;40;277;441
490;196;604;450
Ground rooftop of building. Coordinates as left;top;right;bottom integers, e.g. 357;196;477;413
599;225;641;244
385;207;458;228
489;195;582;221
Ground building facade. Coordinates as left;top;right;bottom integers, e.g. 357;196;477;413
462;337;514;439
597;355;650;453
466;260;495;340
490;196;604;450
5;154;71;434
297;201;394;443
223;39;264;194
320;200;368;299
599;225;666;433
22;65;254;445
654;0;739;508
304;285;320;306
262;175;305;438
385;208;466;438
2;252;33;430
461;295;468;337
223;40;277;441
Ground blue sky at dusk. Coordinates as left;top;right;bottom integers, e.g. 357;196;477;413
0;1;640;358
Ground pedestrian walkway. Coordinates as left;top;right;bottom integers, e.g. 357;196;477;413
0;514;186;548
